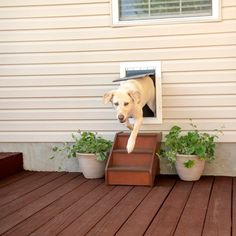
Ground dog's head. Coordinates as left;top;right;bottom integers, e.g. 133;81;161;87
103;89;141;123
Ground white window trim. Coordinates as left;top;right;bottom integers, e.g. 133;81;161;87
111;0;221;26
120;61;162;124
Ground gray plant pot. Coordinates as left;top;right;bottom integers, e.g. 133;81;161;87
175;154;205;181
76;153;106;179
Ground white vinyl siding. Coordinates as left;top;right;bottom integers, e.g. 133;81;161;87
0;0;235;143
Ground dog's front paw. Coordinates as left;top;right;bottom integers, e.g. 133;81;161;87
126;138;135;153
127;124;133;130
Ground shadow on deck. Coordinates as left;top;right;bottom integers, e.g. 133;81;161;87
0;171;235;236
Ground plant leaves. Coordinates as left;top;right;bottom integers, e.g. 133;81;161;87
160;120;220;164
184;160;195;168
50;131;112;162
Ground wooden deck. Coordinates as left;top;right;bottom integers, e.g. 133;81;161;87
0;171;235;236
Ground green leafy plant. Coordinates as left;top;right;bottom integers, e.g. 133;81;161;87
158;120;221;167
51;131;112;162
184;160;195;168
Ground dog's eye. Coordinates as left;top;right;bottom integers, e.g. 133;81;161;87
124;102;129;106
114;102;119;106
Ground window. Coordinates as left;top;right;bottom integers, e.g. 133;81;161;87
120;61;162;124
112;0;220;25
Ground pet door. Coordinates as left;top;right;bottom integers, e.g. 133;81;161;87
120;61;162;124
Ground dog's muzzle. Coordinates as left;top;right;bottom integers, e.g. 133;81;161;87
118;114;125;123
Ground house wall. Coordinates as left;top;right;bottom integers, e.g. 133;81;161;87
0;0;235;175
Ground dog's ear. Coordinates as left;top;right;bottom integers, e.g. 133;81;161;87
103;90;115;104
128;90;141;104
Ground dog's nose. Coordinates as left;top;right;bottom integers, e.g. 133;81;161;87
118;114;124;121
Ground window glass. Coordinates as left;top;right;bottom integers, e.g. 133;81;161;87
119;0;212;21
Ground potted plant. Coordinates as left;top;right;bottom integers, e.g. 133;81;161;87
158;121;220;181
51;131;112;179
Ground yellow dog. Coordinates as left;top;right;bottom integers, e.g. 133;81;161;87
103;75;156;153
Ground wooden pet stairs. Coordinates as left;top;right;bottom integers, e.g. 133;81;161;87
105;132;162;187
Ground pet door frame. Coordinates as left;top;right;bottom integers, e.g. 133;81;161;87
120;61;162;124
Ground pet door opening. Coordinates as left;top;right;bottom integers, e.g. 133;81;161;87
120;61;162;124
125;69;155;118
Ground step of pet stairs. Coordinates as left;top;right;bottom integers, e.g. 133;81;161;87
105;132;162;187
0;152;23;179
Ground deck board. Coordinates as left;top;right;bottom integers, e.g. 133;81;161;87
1;173;79;235
116;176;176;236
59;186;133;235
86;186;151;236
202;177;232;236
0;172;51;207
145;180;193;235
0;171;32;188
174;176;214;236
0;172;234;236
31;182;114;236
5;178;102;236
0;172;65;220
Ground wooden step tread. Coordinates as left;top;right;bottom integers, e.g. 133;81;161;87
107;166;150;172
113;149;153;154
0;152;22;160
117;132;161;137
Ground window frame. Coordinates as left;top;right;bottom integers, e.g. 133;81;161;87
111;0;221;26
